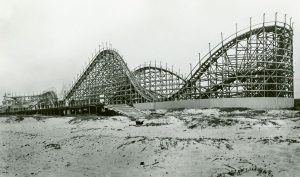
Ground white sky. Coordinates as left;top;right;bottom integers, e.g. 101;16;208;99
0;0;299;102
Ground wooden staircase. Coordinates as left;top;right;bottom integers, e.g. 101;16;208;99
104;104;147;119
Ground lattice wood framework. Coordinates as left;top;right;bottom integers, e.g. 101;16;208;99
2;91;57;111
64;16;293;106
170;20;293;100
64;49;157;106
134;65;186;101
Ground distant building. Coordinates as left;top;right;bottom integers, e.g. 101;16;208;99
0;92;58;113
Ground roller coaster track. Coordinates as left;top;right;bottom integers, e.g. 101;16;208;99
64;49;157;105
134;66;185;81
169;21;293;100
63;19;293;106
133;65;186;100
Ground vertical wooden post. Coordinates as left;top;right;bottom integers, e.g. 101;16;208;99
209;42;211;98
190;63;193;99
235;23;238;97
250;17;253;97
171;65;174;99
198;53;201;99
263;13;266;97
221;32;224;98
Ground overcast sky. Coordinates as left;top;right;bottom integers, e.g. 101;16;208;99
0;0;299;102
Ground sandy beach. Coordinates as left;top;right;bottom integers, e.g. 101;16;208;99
0;109;299;177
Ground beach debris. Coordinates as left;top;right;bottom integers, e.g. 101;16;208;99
135;120;144;126
45;143;61;149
